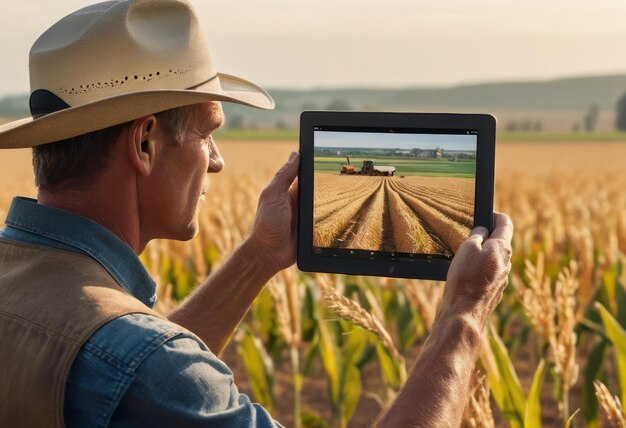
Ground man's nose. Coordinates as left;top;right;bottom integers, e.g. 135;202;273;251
208;137;224;173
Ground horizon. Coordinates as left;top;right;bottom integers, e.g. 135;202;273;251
1;71;625;99
2;1;626;96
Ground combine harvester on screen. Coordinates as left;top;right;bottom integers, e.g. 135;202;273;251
340;156;396;176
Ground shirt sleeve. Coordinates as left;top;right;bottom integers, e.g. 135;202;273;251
109;335;283;428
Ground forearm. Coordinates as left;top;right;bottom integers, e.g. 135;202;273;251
168;238;276;355
376;213;512;427
376;310;483;428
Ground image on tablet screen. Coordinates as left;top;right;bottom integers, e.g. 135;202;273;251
312;126;477;261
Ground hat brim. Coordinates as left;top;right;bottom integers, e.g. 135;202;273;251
0;73;274;149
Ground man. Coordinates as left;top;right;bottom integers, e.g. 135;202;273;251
0;1;513;427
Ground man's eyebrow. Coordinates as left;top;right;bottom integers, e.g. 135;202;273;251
211;114;224;130
206;105;225;132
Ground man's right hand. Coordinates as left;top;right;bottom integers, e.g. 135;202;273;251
441;212;514;330
245;151;300;275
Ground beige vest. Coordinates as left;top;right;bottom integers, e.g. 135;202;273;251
0;238;163;427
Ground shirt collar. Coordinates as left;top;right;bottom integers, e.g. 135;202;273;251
4;197;157;307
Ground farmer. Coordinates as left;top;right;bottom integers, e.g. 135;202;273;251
0;1;513;427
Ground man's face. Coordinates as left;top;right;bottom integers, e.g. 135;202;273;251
142;102;224;241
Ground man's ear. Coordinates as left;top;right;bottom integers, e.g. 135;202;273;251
128;115;157;176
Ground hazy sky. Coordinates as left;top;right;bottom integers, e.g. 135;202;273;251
2;0;626;95
315;131;476;151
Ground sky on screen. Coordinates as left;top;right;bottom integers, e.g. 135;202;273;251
315;131;476;151
1;0;626;95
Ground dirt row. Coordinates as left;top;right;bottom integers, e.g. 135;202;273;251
313;175;473;255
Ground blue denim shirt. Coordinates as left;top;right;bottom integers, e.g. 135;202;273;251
1;197;281;427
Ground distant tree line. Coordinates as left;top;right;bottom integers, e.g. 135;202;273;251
504;119;543;132
617;92;626;131
315;147;475;160
221;90;626;132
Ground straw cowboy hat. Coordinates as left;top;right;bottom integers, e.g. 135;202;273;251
0;0;274;149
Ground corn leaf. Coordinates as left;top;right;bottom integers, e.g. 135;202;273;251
376;344;403;390
252;287;275;344
340;326;368;423
237;325;274;411
381;288;398;323
581;339;606;425
524;359;546;428
616;272;626;330
341;365;362;425
159;253;172;290
203;243;220;270
397;299;419;353
602;266;619;315
171;259;185;300
303;332;320;376
301;282;318;343
301;411;331;428
488;325;526;427
596;302;626;405
355;343;377;369
480;336;505;416
138;251;151;271
343;327;368;368
318;321;341;407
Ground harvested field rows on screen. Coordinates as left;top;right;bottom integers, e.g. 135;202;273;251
313;175;474;255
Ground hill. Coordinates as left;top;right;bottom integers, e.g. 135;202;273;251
2;73;626;131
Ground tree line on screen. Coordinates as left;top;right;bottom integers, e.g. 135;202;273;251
314;147;476;160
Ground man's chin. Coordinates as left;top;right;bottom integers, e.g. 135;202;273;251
180;223;200;241
164;221;199;242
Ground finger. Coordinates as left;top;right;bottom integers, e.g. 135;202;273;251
269;152;300;193
469;226;489;243
289;176;299;196
458;228;488;253
488;212;514;243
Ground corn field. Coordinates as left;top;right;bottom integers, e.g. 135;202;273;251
1;140;626;427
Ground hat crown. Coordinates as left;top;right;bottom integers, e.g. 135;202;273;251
29;0;216;107
31;2;118;53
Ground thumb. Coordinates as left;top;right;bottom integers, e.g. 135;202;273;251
269;152;300;192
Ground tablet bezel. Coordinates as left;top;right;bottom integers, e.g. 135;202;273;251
297;111;495;281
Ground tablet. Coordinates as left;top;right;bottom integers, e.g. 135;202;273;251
297;111;496;281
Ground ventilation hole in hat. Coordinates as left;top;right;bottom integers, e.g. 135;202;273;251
57;67;179;95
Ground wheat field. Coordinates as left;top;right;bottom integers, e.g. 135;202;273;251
1;140;626;427
313;175;473;255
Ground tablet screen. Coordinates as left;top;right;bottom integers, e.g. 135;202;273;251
312;125;477;263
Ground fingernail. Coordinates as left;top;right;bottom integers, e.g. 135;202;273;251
288;151;298;161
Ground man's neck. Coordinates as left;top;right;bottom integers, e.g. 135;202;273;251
37;183;144;254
